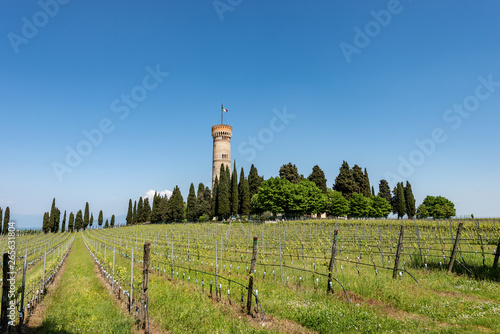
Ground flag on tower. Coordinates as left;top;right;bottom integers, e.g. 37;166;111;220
221;105;228;112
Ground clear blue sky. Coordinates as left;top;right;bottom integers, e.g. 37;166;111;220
1;0;499;228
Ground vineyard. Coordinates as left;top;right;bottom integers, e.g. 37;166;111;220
0;220;498;332
76;219;500;333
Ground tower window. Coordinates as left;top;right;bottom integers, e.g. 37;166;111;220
222;154;228;159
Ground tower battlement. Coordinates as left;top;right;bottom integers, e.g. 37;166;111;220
211;124;233;138
212;124;232;189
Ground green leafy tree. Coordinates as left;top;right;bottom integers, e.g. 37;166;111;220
369;196;392;218
98;210;103;227
84;202;89;230
104;219;109;228
307;165;327;194
68;212;74;232
75;210;83;231
333;161;356;199
42;212;50;233
143;198;151;222
326;190;349;217
404;181;416;219
61;210;66;232
378;179;391;202
110;215;115;227
253;178;326;216
396;182;406;219
248;164;264;198
126;199;133;225
279;162;302;184
230;161;239;215
186;183;197;221
417;196;456;219
349;192;370;218
217;164;230;218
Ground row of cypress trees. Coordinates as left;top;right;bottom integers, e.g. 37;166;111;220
42;198;114;232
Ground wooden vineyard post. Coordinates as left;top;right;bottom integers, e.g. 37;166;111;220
139;242;150;328
327;230;338;293
393;225;404;280
448;222;463;273
1;254;9;333
19;252;27;326
493;237;500;269
247;237;258;315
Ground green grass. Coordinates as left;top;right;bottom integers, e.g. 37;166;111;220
32;233;135;333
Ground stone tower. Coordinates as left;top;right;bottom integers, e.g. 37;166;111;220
212;124;232;189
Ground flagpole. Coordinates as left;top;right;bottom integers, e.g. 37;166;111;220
221;103;223;125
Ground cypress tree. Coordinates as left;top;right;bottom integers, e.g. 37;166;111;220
3;207;9;234
378;179;391;202
351;165;364;195
240;178;251;215
212;176;219;217
61;210;66;232
42;212;50;233
238;167;245;214
75;210;83;231
68;212;74;232
333;161;356;199
98;210;103;227
132;201;137;224
137;197;143;224
167;186;184;221
110;215;115;227
53;208;60;232
151;193;163;223
126;199;133;225
0;207;2;234
396;182;406;219
248;164;263;198
405;181;416;219
279;163;301;184
371;186;375;196
307;165;327;194
230;161;238;215
159;195;169;222
143;198;151;222
186;183;197;221
218;164;230;218
49;198;56;232
84;202;90;230
90;213;93;229
362;168;371;197
104;219;109;228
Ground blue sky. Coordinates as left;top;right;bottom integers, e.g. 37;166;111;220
1;0;499;228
